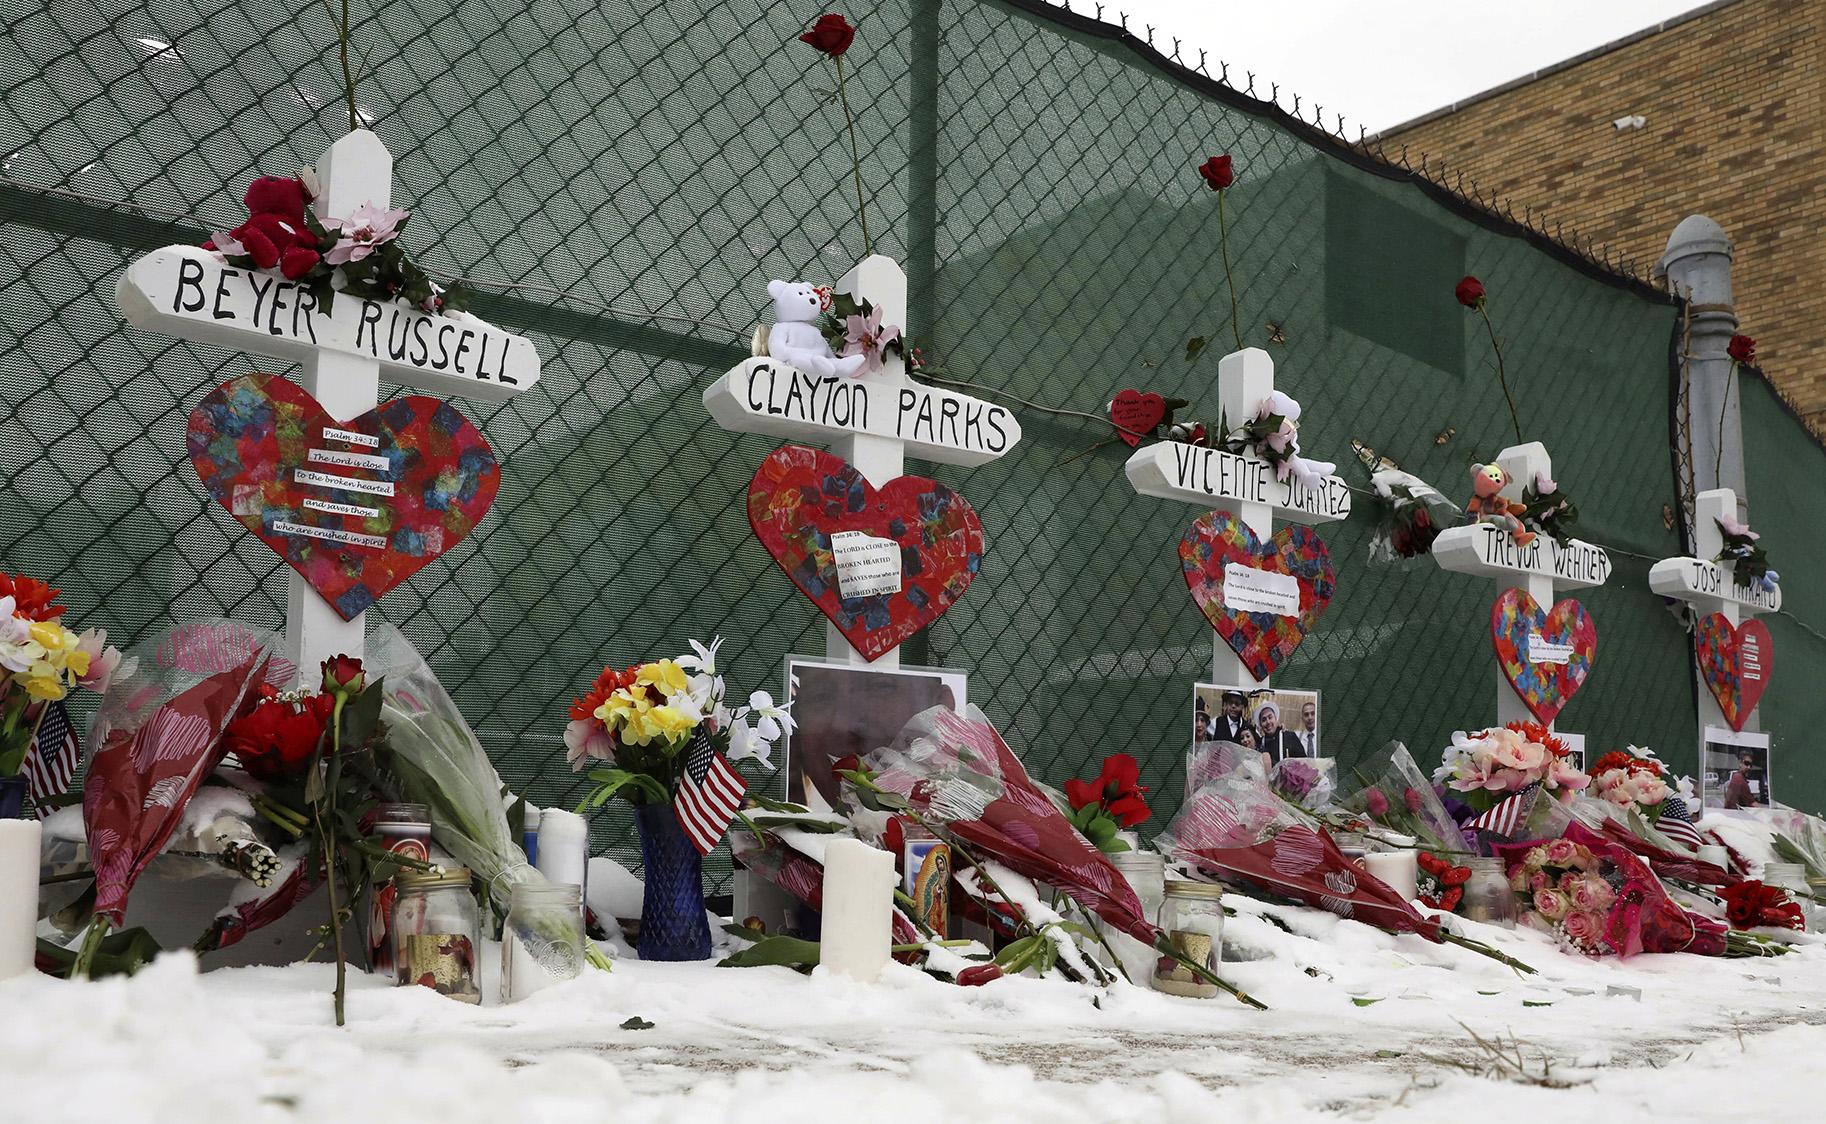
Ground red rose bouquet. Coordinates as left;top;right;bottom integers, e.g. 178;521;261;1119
1720;880;1805;932
1063;753;1151;852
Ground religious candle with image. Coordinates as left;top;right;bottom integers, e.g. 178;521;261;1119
367;802;431;974
899;823;950;938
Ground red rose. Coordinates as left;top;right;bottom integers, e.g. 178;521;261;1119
224;694;334;781
1455;275;1486;309
320;654;366;698
1727;334;1756;364
281;246;321;280
798;13;855;57
1197;154;1234;191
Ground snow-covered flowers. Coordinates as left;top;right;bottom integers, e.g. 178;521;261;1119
1434;721;1589;812
1590;748;1671;814
565;637;789;809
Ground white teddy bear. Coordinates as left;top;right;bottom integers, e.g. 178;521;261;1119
757;279;866;379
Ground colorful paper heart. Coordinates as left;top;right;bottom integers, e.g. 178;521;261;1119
1695;613;1772;732
747;444;984;662
188;372;500;620
1489;590;1597;724
1178;511;1336;680
1110;389;1166;448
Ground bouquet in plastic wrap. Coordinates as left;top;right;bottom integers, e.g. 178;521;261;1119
1509;789;1735;890
367;625;605;973
73;621;281;975
1490;822;1784;958
1337;741;1467;854
848;705;1264;1005
1352;441;1462;564
1159;754;1533;971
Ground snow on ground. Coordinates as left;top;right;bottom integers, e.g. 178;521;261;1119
6;901;1826;1124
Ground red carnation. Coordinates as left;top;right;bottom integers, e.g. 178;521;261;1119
1455;275;1486;309
798;13;855;56
1728;334;1756;364
1197;154;1234;191
0;573;67;620
224;693;335;781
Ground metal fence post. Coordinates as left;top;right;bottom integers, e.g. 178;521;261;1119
1656;215;1743;531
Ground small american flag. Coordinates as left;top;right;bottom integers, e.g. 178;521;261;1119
1655;794;1704;850
673;727;746;856
1467;782;1541;838
21;700;80;819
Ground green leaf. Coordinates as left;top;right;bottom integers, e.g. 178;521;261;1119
1185;336;1209;363
339;678;386;749
1522;1000;1553;1008
720;922;765;943
717;934;822;969
1351;997;1384;1007
620;1016;654;1031
36;927;162;978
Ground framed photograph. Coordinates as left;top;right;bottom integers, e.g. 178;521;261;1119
1191;682;1321;788
1555;731;1587;773
1700;727;1773;811
781;656;968;808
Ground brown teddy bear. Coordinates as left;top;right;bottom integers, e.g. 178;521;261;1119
1466;463;1536;546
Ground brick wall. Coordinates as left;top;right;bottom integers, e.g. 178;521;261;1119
1388;0;1826;427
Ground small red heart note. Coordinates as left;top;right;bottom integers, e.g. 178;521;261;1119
1179;511;1336;680
1695;613;1772;732
1109;389;1166;448
748;445;984;662
188;372;500;620
1489;591;1597;724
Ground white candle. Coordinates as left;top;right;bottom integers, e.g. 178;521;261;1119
1361;849;1419;903
0;819;42;981
535;808;589;899
820;837;895;983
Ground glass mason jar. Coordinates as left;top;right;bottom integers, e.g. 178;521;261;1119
367;802;432;975
1459;857;1517;928
501;882;587;1003
1151;879;1224;999
1100;850;1165;985
392;866;482;1003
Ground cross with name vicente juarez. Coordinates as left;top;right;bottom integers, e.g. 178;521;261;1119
1124;347;1352;687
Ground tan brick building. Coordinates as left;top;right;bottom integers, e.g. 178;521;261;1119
1383;0;1826;427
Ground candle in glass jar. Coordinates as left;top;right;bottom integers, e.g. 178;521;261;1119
0;819;40;981
1361;849;1419;902
535;808;590;902
820;838;895;983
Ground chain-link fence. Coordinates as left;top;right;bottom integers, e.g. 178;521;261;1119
4;0;1821;892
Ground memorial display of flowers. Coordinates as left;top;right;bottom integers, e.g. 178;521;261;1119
564;637;791;808
1715;513;1779;592
1434;721;1590;813
203;173;469;316
1217;390;1337;489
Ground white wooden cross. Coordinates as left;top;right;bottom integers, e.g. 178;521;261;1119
1122;347;1352;688
115;131;540;683
703;255;1022;668
1649;488;1779;733
1430;442;1611;727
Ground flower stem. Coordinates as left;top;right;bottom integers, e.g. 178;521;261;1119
71;914;111;979
835;56;872;257
339;0;358;132
1717;359;1737;485
1219;189;1242;351
1479;305;1523;445
1439;929;1536;975
318;694;349;1027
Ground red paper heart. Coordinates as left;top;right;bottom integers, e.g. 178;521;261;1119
1695;613;1772;732
747;445;984;662
1110;389;1166;448
1178;511;1336;680
1489;590;1597;724
188;372;500;620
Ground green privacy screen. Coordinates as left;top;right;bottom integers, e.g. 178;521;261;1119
3;0;1817;887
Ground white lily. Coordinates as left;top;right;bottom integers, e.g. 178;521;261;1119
678;636;723;675
745;689;795;742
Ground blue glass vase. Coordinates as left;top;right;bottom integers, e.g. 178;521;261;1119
0;775;27;819
634;802;711;961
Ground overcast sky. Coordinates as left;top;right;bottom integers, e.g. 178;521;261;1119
1104;0;1709;132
